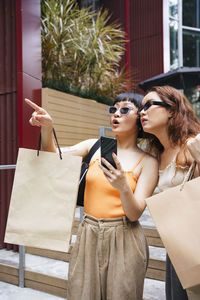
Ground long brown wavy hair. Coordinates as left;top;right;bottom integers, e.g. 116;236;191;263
144;86;200;164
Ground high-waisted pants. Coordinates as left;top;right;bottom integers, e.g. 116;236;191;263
67;214;149;300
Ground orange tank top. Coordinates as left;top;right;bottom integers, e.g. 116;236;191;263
84;153;146;219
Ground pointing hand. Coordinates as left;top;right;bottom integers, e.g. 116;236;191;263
25;98;53;129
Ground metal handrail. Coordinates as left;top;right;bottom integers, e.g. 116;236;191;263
0;165;16;170
0;164;24;287
99;126;112;137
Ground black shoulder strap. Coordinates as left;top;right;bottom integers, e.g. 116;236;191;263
84;139;100;164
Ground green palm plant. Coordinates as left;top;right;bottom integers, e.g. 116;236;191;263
41;0;127;103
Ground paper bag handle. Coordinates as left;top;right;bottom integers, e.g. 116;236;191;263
180;160;197;191
37;128;62;160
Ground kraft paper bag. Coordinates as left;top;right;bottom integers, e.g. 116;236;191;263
4;148;82;253
146;175;200;289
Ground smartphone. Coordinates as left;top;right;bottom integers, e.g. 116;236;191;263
100;136;117;169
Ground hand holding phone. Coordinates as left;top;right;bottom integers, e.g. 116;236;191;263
100;136;117;169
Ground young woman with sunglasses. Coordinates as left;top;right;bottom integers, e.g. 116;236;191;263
25;92;158;300
139;85;200;300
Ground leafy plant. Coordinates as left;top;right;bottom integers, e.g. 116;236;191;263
41;0;127;104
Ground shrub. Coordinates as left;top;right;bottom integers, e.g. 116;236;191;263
41;0;127;104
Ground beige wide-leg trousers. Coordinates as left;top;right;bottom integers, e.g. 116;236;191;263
67;214;149;300
187;285;200;300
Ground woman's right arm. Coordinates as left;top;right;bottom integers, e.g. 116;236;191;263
25;98;96;158
187;133;200;176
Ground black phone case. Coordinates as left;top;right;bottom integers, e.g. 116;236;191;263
100;136;117;169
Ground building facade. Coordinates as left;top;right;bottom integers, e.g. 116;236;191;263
80;0;200;100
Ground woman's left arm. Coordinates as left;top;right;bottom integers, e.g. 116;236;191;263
100;153;158;221
187;133;200;176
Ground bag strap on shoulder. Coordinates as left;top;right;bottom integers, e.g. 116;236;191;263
84;139;101;164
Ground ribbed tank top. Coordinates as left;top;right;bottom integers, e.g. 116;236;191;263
157;154;189;193
84;153;146;219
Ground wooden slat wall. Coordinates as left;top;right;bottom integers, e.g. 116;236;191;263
42;88;112;147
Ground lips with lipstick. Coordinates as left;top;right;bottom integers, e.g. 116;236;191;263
141;118;147;125
112;119;119;127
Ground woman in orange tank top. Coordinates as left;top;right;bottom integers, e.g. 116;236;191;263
25;93;158;300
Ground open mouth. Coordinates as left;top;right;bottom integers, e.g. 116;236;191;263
112;119;119;126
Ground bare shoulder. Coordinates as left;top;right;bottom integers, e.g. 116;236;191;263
142;152;158;169
87;138;99;151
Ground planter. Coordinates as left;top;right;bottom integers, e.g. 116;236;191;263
42;88;112;146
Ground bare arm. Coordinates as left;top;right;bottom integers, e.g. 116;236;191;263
187;133;200;176
25;98;96;158
100;153;158;221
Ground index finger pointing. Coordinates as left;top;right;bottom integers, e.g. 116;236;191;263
25;98;41;112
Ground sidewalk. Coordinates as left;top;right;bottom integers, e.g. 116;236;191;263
0;281;62;300
0;278;165;300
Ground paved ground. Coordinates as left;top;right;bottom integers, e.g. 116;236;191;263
0;281;62;300
0;278;165;300
0;208;166;300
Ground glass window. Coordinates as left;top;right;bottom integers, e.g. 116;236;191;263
169;0;179;69
81;0;99;11
183;0;200;28
185;87;200;118
169;0;178;19
170;20;179;69
183;29;200;66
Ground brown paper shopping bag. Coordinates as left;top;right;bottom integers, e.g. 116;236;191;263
4;148;82;252
146;163;200;289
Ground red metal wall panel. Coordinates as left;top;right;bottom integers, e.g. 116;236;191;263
100;0;164;93
100;0;126;70
0;0;18;250
0;95;18;250
130;0;163;93
100;0;125;25
16;0;42;149
0;0;42;249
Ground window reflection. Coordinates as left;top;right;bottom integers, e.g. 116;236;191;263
168;0;200;116
183;29;200;67
183;0;200;28
81;0;99;11
185;87;200;118
169;0;200;69
169;0;178;19
170;20;179;69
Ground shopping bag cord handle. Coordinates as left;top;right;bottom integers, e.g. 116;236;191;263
37;128;62;160
180;160;197;191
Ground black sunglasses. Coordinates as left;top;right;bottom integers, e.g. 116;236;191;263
139;100;171;112
108;106;135;115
